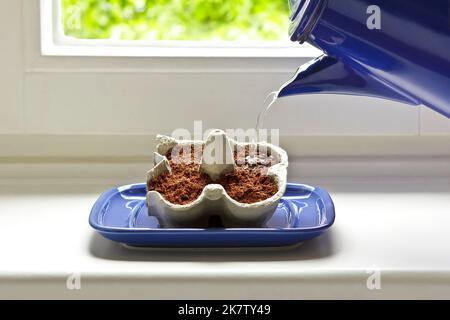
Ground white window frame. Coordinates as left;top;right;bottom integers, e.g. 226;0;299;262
40;0;320;58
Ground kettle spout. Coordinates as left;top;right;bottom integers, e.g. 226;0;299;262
278;55;420;106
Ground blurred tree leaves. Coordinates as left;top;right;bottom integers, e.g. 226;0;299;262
62;0;290;41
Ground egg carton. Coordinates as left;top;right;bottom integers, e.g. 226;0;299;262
146;129;288;228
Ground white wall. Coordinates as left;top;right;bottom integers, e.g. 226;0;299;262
0;0;24;133
0;0;449;158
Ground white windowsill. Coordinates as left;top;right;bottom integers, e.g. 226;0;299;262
0;158;449;299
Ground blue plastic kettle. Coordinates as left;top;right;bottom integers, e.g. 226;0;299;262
280;0;450;118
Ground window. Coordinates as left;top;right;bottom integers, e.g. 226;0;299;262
61;0;290;41
40;0;319;57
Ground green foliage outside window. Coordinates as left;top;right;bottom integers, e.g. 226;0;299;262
62;0;290;41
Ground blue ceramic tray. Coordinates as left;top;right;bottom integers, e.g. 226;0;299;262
89;183;335;247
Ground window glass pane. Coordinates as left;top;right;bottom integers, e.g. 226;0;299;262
62;0;290;41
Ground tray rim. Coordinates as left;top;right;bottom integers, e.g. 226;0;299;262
89;182;335;233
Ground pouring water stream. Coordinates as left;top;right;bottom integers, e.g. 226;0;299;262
245;91;279;166
255;91;278;134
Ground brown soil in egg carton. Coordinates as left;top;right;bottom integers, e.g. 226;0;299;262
147;144;279;205
148;145;211;205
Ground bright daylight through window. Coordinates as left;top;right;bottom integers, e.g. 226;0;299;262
62;0;290;42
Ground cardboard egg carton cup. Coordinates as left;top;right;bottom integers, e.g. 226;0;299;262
146;129;288;228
